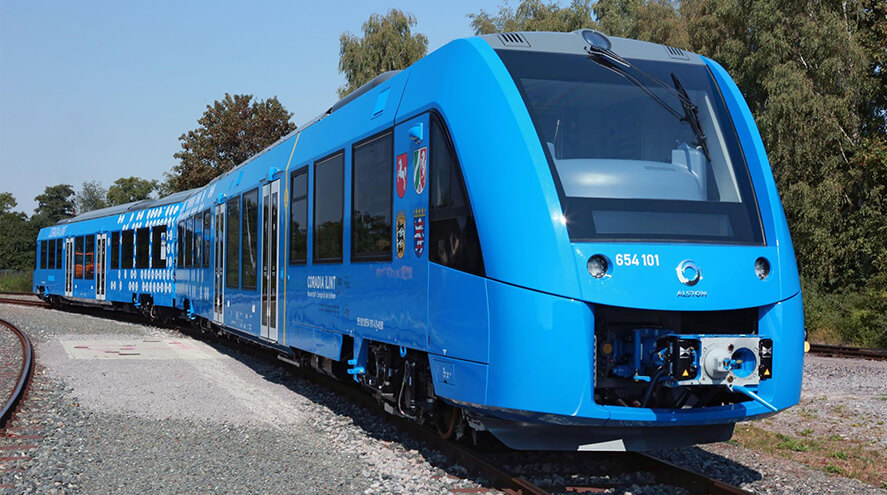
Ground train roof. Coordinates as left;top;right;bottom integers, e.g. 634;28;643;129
57;188;198;225
479;30;704;65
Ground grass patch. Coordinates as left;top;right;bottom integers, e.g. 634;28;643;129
776;434;815;452
0;271;31;292
825;464;845;475
730;424;886;487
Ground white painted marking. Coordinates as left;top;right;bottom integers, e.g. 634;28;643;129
60;339;215;360
578;439;626;451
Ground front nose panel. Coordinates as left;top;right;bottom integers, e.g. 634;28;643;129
571;243;790;310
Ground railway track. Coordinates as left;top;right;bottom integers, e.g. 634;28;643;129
0;318;34;430
166;323;752;495
0;297;49;308
808;343;887;361
301;368;752;495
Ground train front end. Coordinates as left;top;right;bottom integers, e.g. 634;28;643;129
420;31;804;451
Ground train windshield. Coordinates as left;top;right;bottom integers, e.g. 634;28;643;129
497;50;764;244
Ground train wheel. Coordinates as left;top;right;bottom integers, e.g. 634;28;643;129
437;405;460;440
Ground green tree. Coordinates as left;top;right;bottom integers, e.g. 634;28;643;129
32;184;75;227
0;192;34;270
338;9;428;97
75;180;108;214
107;176;157;206
166;94;296;193
0;192;16;214
469;0;594;34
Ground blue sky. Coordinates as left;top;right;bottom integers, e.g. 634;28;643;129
0;0;519;214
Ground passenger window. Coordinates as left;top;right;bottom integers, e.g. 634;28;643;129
185;219;193;268
75;236;84;279
203;210;211;268
352;132;393;261
314;152;344;262
121;230;134;269
47;239;55;270
289;167;308;264
242;189;259;290
111;232;120;269
85;235;95;279
226;196;241;288
151;226;167;269
136;227;150;269
177;225;184;267
429;114;485;276
194;216;201;268
40;240;48;269
56;239;62;269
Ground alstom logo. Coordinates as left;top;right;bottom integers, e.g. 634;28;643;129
676;260;702;286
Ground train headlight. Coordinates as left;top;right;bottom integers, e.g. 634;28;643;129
754;257;770;280
587;255;609;279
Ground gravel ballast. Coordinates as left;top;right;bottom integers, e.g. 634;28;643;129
1;302;885;494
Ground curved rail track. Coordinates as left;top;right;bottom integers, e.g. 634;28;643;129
0;318;34;430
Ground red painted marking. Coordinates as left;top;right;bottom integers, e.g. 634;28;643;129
0;456;30;462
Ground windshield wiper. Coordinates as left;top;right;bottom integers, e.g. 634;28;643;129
586;49;711;161
671;73;711;160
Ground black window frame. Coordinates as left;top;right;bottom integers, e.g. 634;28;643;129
121;230;134;269
151;226;167;269
313;151;345;263
136;227;150;269
351;130;393;262
289;166;309;265
226;196;241;288
40;240;48;269
242;188;259;290
111;231;120;269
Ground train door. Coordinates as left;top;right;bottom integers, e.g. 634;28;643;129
64;237;74;297
213;204;225;323
95;234;107;300
260;180;280;342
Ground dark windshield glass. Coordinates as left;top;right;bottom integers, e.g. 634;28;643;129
497;50;764;244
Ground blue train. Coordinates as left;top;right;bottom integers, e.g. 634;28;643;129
33;30;804;451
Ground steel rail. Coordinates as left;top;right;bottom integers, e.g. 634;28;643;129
0;297;49;308
0;318;34;430
809;343;887;361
